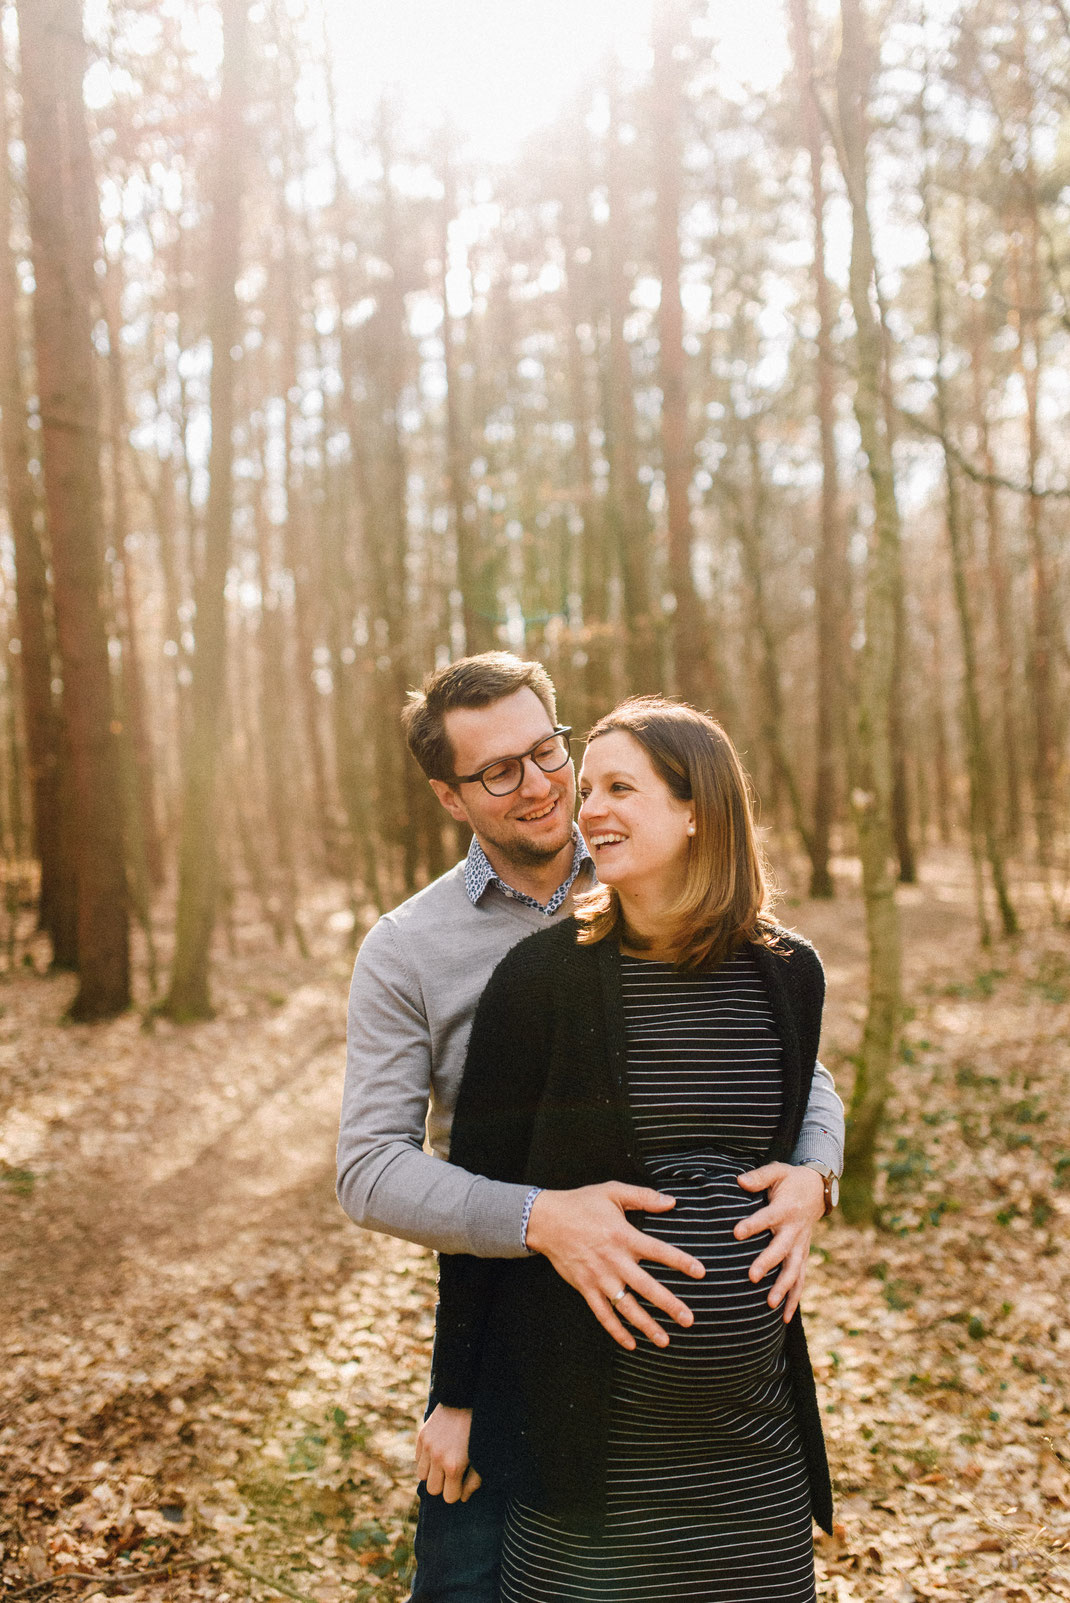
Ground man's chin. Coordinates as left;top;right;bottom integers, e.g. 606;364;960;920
502;830;574;869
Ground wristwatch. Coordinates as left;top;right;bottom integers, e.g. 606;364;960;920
802;1161;839;1217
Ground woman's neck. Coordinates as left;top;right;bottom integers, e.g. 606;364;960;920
616;885;681;962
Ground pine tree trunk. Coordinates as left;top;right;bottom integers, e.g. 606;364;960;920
439;140;493;657
163;0;249;1019
788;0;848;899
1010;20;1060;894
652;2;713;707
17;0;130;1019
253;463;304;951
0;38;77;960
604;57;658;693
375;105;420;895
734;417;818;869
889;581;917;885
557;131;614;726
1014;223;1059;881
918;91;1017;938
835;0;902;1225
961;210;1022;848
104;256;164;890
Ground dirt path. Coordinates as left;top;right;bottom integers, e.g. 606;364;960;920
1;857;1068;1602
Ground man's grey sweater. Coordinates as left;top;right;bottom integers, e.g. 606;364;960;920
337;860;844;1259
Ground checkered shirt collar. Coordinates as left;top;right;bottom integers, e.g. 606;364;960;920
464;829;591;916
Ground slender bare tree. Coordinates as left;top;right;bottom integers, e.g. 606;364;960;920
17;0;130;1018
163;0;250;1019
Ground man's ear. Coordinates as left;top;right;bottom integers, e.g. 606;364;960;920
429;778;469;825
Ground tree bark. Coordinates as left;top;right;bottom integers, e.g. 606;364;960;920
104;254;164;890
163;0;249;1019
556;122;614;726
17;0;130;1018
652;2;713;707
438;137;493;657
604;55;659;693
962;210;1022;847
1012;222;1059;881
835;0;902;1225
0;35;77;961
917;89;1017;938
252;432;304;952
732;414;818;869
788;0;849;899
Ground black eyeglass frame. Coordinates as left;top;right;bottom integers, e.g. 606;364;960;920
453;727;573;796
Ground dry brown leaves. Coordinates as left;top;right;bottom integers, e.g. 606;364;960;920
1;856;1068;1602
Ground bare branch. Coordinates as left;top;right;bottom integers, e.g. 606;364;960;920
896;403;1070;499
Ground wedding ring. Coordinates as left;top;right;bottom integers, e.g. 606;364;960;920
610;1287;628;1306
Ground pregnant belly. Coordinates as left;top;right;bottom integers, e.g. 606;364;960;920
622;1154;788;1395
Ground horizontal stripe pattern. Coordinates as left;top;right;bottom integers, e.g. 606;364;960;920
501;950;815;1602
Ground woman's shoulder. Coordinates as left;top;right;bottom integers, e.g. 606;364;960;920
753;921;824;979
486;916;589;990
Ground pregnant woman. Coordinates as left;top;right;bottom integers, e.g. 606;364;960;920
426;697;833;1602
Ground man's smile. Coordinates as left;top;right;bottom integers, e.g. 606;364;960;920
515;798;559;823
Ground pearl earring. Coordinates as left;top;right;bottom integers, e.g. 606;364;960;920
687;824;695;836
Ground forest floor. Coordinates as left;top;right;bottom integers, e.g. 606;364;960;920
1;847;1069;1603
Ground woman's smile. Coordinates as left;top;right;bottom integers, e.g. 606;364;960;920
578;731;694;899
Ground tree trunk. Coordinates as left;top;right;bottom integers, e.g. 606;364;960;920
163;0;249;1019
835;0;902;1225
373;104;420;895
438;138;493;657
733;415;818;870
268;34;338;878
604;56;658;693
652;2;713;707
1012;224;1059;882
104;255;164;890
557;124;614;727
788;0;848;899
17;0;130;1019
1010;19;1060;895
253;446;305;952
917;89;1017;938
889;580;917;885
0;36;77;961
962;211;1022;848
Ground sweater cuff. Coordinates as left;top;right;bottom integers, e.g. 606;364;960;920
463;1176;536;1258
790;1127;842;1176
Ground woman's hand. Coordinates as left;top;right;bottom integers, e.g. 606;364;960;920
734;1162;826;1322
415;1403;482;1503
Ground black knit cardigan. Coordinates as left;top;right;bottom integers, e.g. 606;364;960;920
433;918;833;1535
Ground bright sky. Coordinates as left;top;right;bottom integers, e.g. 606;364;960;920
322;0;794;160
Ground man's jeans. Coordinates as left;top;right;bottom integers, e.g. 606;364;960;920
409;1475;506;1602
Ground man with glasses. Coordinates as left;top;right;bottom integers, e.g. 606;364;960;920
337;651;843;1602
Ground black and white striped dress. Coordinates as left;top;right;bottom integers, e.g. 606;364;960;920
499;948;817;1603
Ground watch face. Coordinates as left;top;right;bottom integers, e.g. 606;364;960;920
829;1175;840;1209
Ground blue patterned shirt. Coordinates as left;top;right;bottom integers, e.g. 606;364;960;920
463;829;592;916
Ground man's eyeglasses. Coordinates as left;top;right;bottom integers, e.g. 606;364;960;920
454;728;573;797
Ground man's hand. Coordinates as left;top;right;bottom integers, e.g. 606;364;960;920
734;1163;826;1322
525;1183;705;1351
415;1404;482;1504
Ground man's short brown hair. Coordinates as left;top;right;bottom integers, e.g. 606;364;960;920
402;652;559;783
